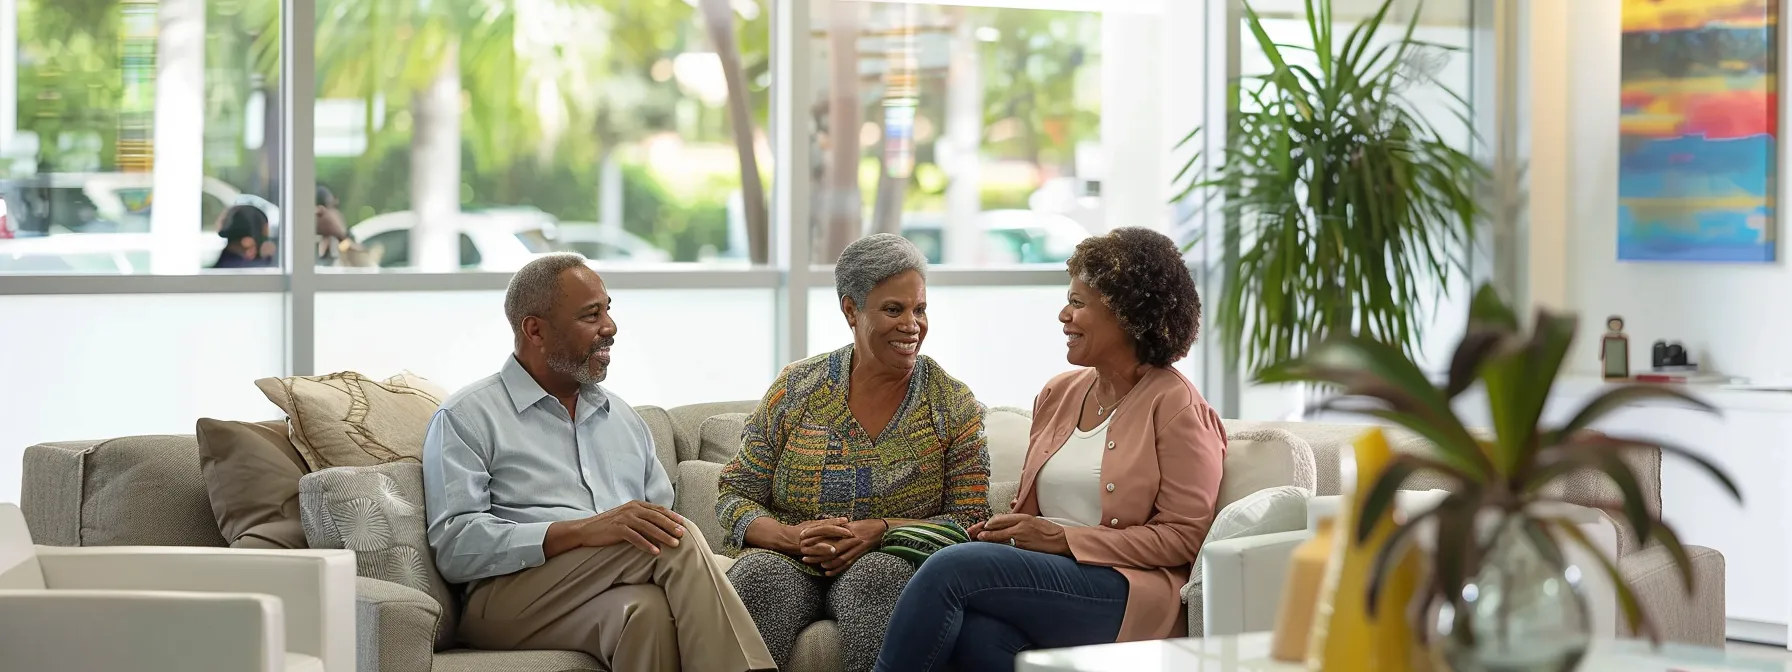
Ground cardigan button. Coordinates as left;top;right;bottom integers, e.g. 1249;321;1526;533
1109;518;1120;526
1106;441;1115;450
1105;483;1116;492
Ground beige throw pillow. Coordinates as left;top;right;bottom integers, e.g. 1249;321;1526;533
195;418;311;549
256;371;447;471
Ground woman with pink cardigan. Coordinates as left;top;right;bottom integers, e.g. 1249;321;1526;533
873;228;1227;672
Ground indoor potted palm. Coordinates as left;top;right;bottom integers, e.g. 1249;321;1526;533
1176;0;1487;375
1257;283;1741;669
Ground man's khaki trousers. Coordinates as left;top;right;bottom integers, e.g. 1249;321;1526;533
459;526;774;672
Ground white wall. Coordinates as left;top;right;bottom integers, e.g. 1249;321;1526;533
1550;0;1790;381
0;294;288;504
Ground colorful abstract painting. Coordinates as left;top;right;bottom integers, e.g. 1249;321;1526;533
1620;0;1777;262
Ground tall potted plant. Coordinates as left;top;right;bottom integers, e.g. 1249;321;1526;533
1258;283;1741;669
1176;0;1488;375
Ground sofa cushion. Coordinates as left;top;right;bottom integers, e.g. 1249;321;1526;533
256;371;447;471
632;405;681;486
1217;428;1318;512
433;650;602;672
300;462;457;651
674;460;730;554
698;413;749;463
990;480;1021;515
983;406;1032;482
196;419;310;549
664;400;761;463
790;619;841;672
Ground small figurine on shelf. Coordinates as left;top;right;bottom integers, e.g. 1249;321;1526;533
1601;315;1629;381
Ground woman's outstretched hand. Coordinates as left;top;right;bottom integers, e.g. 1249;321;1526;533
970;514;1070;556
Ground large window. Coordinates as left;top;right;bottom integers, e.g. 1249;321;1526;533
807;1;1110;266
0;0;282;275
310;0;772;273
0;0;1294;500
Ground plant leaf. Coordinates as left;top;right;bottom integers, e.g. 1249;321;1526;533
1444;328;1506;399
1535;435;1741;505
1647;520;1698;595
1355;454;1465;543
1365;505;1438;617
1480;308;1576;475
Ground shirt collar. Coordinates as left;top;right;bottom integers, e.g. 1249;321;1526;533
500;356;610;416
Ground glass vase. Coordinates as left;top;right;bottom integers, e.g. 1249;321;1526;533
1432;516;1591;672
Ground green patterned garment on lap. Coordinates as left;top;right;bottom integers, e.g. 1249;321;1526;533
715;344;991;572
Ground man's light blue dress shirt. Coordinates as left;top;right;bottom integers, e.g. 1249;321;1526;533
423;356;674;584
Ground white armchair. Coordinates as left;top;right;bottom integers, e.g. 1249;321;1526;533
1200;492;1620;638
0;503;357;672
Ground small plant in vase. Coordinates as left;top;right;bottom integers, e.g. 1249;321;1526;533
1257;283;1741;670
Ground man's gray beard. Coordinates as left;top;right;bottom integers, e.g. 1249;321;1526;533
547;348;606;385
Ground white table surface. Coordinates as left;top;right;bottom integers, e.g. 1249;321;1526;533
1017;632;1788;671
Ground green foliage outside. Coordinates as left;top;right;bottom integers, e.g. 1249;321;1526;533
16;0;1099;260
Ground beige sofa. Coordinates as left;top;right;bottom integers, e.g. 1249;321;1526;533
18;403;1725;672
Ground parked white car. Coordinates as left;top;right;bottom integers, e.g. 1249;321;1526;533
348;208;558;272
552;222;671;263
1;172;277;236
0;232;232;273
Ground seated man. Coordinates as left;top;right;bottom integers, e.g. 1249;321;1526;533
423;253;775;672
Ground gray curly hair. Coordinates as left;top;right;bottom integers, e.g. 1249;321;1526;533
835;233;927;312
504;253;591;338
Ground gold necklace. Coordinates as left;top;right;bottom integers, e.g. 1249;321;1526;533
1096;380;1128;417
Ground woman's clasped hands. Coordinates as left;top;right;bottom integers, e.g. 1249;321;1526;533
783;517;888;577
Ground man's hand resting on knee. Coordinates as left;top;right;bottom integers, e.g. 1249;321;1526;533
544;501;690;557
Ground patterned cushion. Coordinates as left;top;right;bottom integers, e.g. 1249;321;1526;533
256;371;447;471
299;462;457;651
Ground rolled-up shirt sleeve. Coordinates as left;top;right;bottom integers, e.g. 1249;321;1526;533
423;408;554;584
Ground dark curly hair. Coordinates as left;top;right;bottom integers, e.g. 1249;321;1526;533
1066;227;1201;368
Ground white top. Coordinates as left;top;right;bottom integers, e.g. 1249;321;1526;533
1035;415;1111;528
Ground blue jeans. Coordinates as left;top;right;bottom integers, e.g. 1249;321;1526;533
873;541;1129;672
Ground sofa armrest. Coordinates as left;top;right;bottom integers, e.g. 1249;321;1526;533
19;441;96;547
36;545;356;672
1199;529;1309;636
1620;544;1726;647
355;576;441;672
0;589;285;671
674;460;728;554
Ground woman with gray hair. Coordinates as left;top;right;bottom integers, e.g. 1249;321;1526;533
717;233;992;672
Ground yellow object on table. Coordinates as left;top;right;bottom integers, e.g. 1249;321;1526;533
1268;516;1336;662
1304;427;1431;672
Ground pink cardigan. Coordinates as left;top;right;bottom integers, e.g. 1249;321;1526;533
1010;366;1227;641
